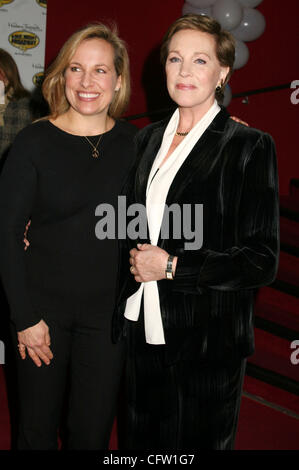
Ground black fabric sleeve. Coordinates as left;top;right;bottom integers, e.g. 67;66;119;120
0;130;41;331
172;133;280;293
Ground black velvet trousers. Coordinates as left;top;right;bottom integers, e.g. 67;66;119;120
124;312;246;450
11;308;124;450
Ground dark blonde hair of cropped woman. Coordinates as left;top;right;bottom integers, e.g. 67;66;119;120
160;14;235;103
0;48;30;100
42;22;130;119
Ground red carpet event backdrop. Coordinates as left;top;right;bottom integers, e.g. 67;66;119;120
0;0;298;451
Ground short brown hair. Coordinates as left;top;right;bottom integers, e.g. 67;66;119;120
160;14;235;102
42;23;130;119
0;48;30;100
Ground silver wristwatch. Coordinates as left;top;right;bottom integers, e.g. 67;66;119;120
165;254;175;280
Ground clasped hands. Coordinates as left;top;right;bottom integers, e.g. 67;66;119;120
129;243;177;282
18;220;53;367
17;319;53;367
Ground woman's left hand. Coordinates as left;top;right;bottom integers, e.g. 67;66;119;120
129;244;169;282
230;116;249;126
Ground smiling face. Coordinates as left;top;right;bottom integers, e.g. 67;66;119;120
165;29;229;115
64;38;121;119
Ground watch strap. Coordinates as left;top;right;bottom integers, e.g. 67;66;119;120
165;254;175;280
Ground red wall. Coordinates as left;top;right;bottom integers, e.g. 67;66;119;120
228;0;299;196
45;0;299;195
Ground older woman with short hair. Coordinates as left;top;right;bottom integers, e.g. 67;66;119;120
113;14;279;450
0;23;136;450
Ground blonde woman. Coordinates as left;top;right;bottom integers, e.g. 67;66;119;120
0;23;136;450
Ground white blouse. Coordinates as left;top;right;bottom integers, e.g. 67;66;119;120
124;100;221;344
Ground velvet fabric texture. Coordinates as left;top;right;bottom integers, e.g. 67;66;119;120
113;106;279;449
124;308;246;450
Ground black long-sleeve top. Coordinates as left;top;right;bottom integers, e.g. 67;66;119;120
0;119;137;331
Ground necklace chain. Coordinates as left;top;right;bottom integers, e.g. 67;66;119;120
84;134;103;158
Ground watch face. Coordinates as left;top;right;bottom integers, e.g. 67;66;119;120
166;271;173;280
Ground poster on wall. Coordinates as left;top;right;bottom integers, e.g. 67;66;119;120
0;0;47;91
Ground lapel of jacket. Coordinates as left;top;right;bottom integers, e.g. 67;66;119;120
157;107;231;247
135;107;231;204
132;107;231;247
134;117;171;206
164;106;230;205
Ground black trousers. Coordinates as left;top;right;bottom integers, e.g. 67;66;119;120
11;308;125;450
124;312;246;450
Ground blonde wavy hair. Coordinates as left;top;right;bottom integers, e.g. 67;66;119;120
42;22;130;119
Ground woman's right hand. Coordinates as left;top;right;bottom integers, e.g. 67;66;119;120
17;319;53;367
24;219;31;250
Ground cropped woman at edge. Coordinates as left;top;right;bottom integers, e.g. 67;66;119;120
0;48;32;162
113;14;279;450
0;23;137;450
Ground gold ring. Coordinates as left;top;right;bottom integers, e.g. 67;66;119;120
130;266;134;274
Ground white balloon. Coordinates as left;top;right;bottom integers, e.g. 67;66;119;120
238;0;263;7
231;7;266;41
182;3;212;16
185;0;217;7
212;0;243;31
223;84;232;107
233;39;249;69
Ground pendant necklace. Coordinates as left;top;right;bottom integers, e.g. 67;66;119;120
84;133;103;158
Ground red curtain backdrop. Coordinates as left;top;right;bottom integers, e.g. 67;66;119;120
45;0;298;195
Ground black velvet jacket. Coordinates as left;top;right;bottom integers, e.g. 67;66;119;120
113;107;280;365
